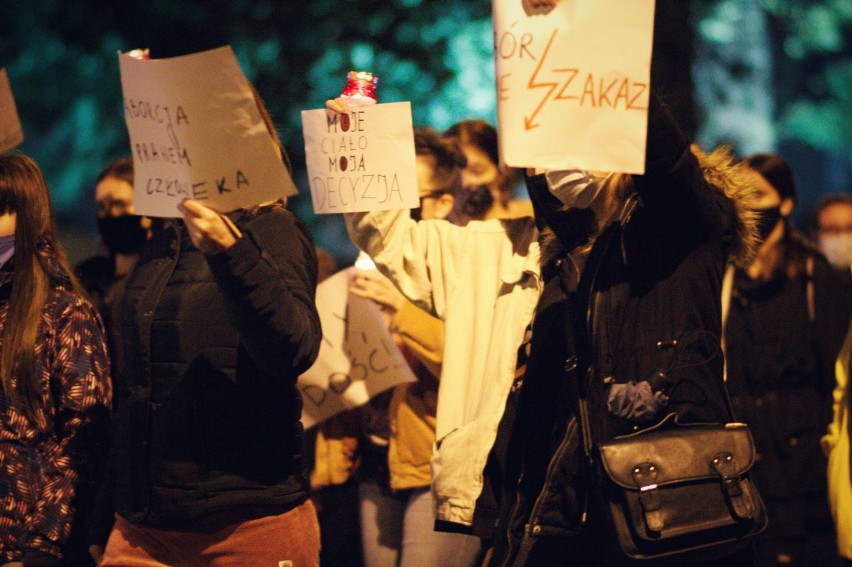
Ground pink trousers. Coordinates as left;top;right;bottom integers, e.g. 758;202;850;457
100;500;320;567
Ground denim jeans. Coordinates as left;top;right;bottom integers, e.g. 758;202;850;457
359;483;480;567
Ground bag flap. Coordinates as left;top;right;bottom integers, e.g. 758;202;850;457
598;422;755;490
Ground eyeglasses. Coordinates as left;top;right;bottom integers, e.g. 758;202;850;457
412;187;454;221
419;187;454;202
818;225;852;236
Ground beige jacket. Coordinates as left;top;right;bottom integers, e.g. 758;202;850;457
345;209;541;526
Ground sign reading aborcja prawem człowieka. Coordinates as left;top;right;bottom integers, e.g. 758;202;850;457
119;46;297;218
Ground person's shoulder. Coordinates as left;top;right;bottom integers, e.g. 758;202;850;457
238;206;315;253
46;284;101;325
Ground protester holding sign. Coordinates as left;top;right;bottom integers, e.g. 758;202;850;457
331;98;550;539
450;3;761;565
0;153;111;567
481;87;762;567
96;83;322;565
346;129;482;567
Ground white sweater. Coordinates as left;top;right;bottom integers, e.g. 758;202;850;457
345;209;542;526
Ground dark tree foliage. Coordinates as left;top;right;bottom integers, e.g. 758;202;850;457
1;0;843;263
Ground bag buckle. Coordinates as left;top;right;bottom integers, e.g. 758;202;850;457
712;452;754;520
632;462;664;533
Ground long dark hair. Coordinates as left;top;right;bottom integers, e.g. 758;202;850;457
0;153;81;426
745;153;796;203
744;152;815;279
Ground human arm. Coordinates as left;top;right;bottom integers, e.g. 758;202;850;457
205;206;321;375
26;295;112;565
630;91;739;235
389;299;444;379
328;95;461;316
344;205;468;319
349;268;445;377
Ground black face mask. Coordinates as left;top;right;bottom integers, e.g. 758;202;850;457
97;214;148;255
754;205;782;240
459;184;495;220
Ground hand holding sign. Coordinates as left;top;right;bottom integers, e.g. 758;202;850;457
177;198;242;254
349;267;406;316
302;100;419;214
298;268;416;428
494;0;655;173
325;97;348;114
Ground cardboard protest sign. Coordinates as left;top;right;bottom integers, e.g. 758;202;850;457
119;46;297;217
301;102;419;213
0;69;24;154
494;0;655;173
298;269;416;428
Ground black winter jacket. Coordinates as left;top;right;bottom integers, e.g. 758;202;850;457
110;205;320;529
484;94;757;566
724;232;849;539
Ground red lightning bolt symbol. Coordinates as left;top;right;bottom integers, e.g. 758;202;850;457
524;30;559;131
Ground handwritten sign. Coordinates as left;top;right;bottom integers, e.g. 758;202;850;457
298;269;416;428
301;102;419;213
0;69;24;154
494;0;655;173
119;46;297;217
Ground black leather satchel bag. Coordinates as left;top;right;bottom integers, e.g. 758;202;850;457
593;413;767;564
571;219;767;564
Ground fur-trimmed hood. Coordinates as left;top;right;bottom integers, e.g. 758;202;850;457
537;147;760;269
691;144;760;268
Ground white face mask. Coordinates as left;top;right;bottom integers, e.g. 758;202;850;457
820;233;852;270
544;169;610;209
